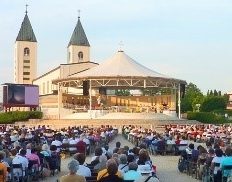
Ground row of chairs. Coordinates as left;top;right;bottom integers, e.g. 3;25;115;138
124;132;188;155
178;157;232;182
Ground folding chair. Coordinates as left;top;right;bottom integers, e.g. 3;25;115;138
85;176;97;182
28;160;40;181
11;164;26;182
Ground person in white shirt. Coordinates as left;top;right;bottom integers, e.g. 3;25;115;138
12;149;29;177
118;154;129;175
69;137;77;152
51;137;63;152
211;148;224;178
74;153;91;177
10;132;19;143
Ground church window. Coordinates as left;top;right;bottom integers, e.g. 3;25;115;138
23;60;30;63
24;48;30;56
78;51;83;61
23;72;30;75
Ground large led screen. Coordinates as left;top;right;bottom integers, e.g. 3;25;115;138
3;84;39;107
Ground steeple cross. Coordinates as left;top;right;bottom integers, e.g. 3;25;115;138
78;10;81;19
119;41;124;51
25;4;29;14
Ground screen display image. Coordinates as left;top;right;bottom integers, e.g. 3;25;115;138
2;84;39;107
7;85;25;104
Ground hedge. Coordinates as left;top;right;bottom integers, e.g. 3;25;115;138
0;111;43;124
213;109;232;117
187;111;230;124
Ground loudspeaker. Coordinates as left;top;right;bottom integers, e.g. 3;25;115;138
180;84;186;98
83;81;89;96
99;87;106;95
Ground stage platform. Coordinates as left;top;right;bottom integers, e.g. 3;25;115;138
62;111;178;120
16;112;199;131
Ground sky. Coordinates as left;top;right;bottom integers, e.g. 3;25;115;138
0;0;232;94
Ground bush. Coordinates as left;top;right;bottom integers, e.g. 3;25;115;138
0;111;43;124
187;111;230;124
213;109;232;117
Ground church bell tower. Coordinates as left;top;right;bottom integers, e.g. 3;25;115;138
67;14;90;64
14;6;37;84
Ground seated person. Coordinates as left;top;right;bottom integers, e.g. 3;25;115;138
0;152;8;182
12;149;29;177
118;154;129;174
136;164;159;182
97;159;122;181
94;155;107;172
73;153;91;177
97;159;123;182
124;162;141;181
211;148;224;182
60;160;86;182
91;147;103;166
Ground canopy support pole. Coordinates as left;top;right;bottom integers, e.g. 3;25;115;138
58;82;62;120
89;80;92;119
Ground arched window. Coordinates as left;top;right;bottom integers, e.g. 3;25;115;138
24;48;30;56
78;51;83;61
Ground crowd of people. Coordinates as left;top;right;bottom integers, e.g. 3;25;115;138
122;124;232;182
0;123;231;182
0;124;117;182
60;141;159;182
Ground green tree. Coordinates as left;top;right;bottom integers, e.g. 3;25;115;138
213;89;218;96
201;96;227;112
180;83;204;112
210;90;213;96
218;91;222;96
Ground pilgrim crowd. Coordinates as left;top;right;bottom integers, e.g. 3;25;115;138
0;124;118;182
122;124;232;182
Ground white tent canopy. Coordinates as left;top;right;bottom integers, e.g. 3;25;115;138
69;51;171;79
53;50;186;88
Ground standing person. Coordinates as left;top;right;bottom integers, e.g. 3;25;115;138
60;160;86;182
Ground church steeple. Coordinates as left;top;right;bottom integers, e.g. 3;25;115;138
14;6;37;84
68;17;90;47
67;14;90;64
16;10;37;42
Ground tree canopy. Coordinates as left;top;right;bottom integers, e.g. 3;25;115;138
180;83;203;112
